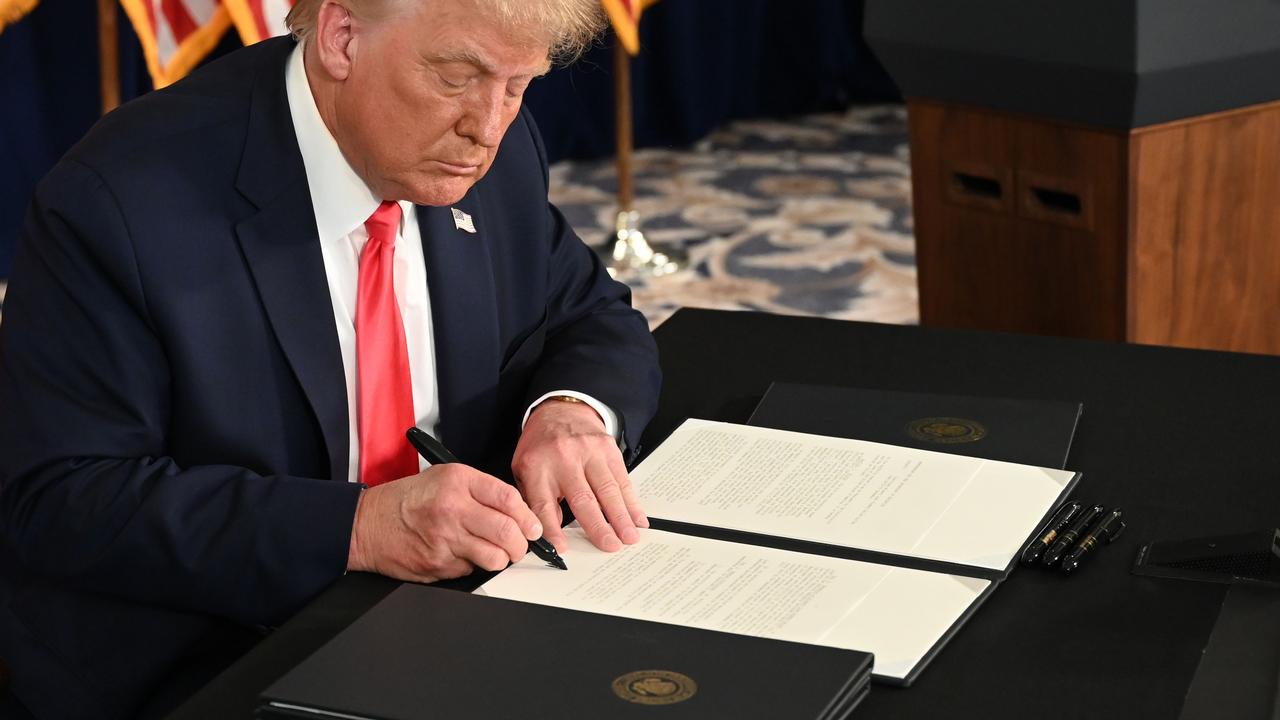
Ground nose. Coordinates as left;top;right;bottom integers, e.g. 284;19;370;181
457;84;508;149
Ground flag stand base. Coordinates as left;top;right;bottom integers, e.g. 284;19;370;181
607;210;683;279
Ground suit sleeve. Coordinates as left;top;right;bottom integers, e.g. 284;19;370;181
0;160;361;626
518;108;662;463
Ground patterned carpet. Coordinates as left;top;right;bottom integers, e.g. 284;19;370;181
0;105;915;328
554;104;916;328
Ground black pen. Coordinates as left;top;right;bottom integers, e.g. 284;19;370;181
405;427;567;570
1060;508;1126;575
1021;501;1083;565
1042;504;1105;567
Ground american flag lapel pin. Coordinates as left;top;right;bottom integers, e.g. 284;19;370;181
451;208;476;234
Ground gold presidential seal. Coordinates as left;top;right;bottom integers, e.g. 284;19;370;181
611;670;698;706
906;417;987;444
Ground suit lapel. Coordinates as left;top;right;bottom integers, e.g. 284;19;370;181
234;38;348;483
417;196;500;463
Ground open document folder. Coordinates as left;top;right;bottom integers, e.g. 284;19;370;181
479;419;1079;684
480;525;988;683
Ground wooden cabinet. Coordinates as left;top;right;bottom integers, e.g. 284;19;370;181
908;98;1280;354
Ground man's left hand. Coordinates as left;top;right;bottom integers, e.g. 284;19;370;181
512;399;648;553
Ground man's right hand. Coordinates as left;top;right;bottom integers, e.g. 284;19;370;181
345;464;543;583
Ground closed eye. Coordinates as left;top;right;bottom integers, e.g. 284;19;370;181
506;78;533;98
439;73;469;89
424;59;476;91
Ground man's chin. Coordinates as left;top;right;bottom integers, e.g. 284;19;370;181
402;176;479;208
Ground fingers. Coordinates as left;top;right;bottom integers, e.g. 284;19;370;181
584;455;640;545
560;450;645;550
467;473;542;541
454;533;518;573
524;479;569;553
562;467;624;552
403;537;509;579
513;438;645;554
357;466;545;582
460;504;532;565
605;450;649;529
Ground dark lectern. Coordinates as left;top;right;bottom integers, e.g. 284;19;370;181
865;1;1280;354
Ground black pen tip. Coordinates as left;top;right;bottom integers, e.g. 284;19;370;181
549;556;568;571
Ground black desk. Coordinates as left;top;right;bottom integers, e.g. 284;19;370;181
170;308;1280;719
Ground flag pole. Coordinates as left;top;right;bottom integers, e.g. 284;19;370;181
614;37;634;213
607;33;681;278
98;0;120;114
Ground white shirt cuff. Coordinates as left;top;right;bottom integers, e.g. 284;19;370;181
523;390;621;442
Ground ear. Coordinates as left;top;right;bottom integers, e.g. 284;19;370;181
313;0;358;81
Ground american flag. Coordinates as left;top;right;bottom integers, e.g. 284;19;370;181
601;0;658;56
224;0;294;45
118;0;293;88
118;0;231;87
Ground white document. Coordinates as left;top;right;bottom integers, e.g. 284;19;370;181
478;526;988;680
630;419;1076;570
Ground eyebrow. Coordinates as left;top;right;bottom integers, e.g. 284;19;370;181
427;50;551;79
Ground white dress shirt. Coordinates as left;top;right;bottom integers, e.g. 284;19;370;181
284;46;617;484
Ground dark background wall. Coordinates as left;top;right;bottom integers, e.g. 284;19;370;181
0;0;897;278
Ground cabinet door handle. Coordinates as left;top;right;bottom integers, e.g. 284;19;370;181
944;162;1013;213
1028;186;1083;216
1017;172;1094;230
953;171;1003;200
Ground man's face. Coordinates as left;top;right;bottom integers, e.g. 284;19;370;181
331;0;551;206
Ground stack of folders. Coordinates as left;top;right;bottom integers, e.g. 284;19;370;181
257;583;873;719
481;403;1081;685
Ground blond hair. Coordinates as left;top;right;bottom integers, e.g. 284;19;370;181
285;0;605;63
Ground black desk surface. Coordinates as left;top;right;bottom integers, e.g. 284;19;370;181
170;308;1280;719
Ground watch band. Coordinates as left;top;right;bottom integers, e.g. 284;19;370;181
543;395;586;405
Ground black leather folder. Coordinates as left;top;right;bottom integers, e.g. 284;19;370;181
258;584;872;720
747;383;1083;469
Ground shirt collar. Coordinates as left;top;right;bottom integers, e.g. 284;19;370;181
285;44;384;242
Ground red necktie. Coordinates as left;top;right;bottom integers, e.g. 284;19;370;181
356;201;418;487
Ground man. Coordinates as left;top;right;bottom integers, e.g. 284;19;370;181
0;0;661;717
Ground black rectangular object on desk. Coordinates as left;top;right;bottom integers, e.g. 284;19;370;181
258;584;872;720
1132;529;1280;585
748;383;1082;469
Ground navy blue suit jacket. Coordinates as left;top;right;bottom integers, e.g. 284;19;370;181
0;37;660;719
